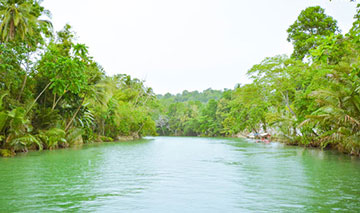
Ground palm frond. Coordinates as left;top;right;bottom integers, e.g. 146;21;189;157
66;128;84;145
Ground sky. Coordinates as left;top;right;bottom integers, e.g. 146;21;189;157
42;0;358;94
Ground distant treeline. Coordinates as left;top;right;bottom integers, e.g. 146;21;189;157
157;89;223;103
155;89;230;136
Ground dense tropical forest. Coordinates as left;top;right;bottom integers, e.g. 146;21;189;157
1;0;360;157
0;0;158;156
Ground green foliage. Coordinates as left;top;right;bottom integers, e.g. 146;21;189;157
156;91;226;137
85;74;157;139
65;128;84;145
287;6;339;60
0;0;52;44
158;88;223;104
98;135;113;142
0;3;157;155
0;149;13;157
37;128;66;150
155;4;360;157
10;134;41;151
2;1;360;157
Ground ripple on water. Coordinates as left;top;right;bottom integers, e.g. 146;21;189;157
0;137;360;212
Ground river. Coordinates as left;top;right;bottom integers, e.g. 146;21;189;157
0;137;359;212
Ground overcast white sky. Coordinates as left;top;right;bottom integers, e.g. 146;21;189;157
43;0;357;94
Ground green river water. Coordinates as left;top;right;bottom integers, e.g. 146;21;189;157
0;137;360;212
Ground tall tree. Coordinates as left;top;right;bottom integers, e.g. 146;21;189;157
287;6;339;60
0;0;52;101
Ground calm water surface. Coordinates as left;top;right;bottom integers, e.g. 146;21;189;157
0;137;360;212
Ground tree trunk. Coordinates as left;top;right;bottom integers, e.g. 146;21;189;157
10;19;15;40
102;119;105;136
51;92;66;110
136;122;145;136
17;52;30;101
282;91;297;118
65;98;85;132
17;74;28;101
26;81;52;114
52;93;56;108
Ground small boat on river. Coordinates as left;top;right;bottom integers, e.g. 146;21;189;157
247;132;271;143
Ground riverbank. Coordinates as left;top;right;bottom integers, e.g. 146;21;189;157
0;134;142;157
2;132;359;158
239;134;360;157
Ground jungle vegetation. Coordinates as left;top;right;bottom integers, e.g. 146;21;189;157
1;1;360;157
156;4;360;156
0;0;157;156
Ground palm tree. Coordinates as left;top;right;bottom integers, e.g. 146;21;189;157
301;61;360;153
0;0;34;42
0;0;51;42
0;0;52;101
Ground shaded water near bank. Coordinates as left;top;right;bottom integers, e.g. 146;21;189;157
0;137;360;212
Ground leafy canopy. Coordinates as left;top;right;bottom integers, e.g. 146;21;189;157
287;6;339;60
